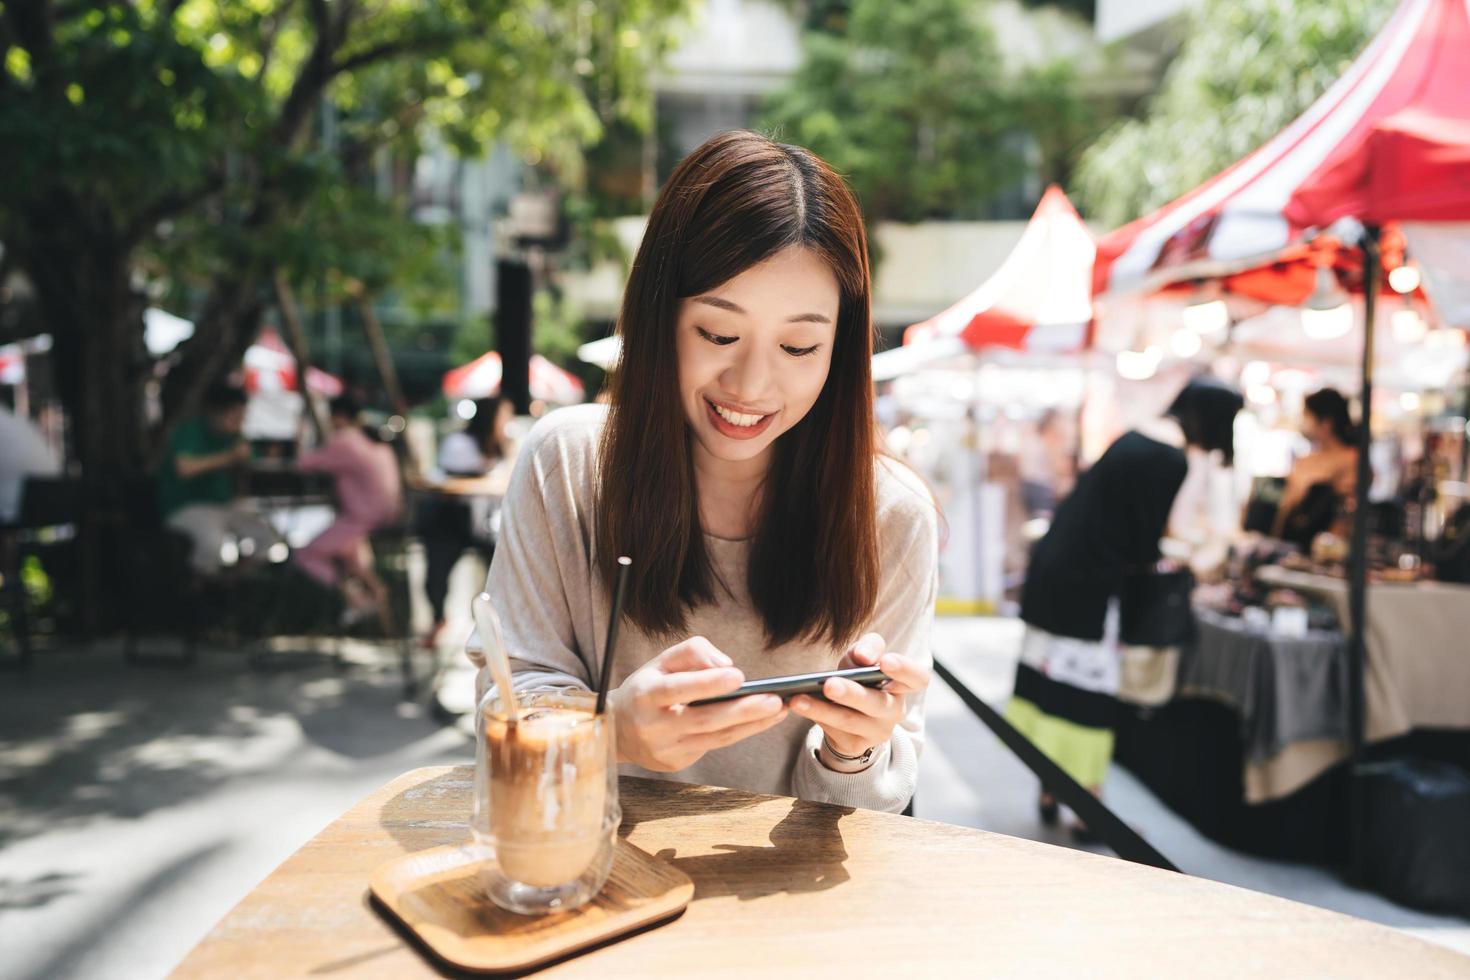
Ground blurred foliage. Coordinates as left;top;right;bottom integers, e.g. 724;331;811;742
1013;57;1119;192
1074;0;1397;229
532;286;586;365
1021;0;1093;20
0;0;689;436
784;0;1096;34
761;0;1020;223
762;0;1114;224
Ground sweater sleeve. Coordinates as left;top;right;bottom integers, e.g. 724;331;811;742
465;416;596;709
790;467;939;812
297;433;348;474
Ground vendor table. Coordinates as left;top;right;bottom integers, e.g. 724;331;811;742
1180;608;1351;802
1117;571;1470;863
1257;566;1470;743
169;766;1469;978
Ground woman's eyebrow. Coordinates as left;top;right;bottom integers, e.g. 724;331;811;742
692;295;832;324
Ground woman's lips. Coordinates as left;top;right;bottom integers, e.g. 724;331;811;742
704;398;776;440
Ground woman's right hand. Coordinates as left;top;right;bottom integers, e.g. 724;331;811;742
608;636;787;772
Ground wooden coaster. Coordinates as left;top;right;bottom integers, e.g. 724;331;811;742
370;840;694;974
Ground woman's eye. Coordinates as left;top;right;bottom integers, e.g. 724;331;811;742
783;344;822;358
697;327;737;346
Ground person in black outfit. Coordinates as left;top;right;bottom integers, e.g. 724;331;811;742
1009;376;1243;838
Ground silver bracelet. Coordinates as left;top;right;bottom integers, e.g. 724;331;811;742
822;735;875;766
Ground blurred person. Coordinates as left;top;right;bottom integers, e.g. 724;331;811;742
159;382;282;573
1272;387;1359;549
467;130;938;812
0;403;60;524
1009;377;1243;838
293;395;403;618
1018;408;1076;517
420;395;513;646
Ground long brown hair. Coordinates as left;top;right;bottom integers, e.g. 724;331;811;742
595;130;880;649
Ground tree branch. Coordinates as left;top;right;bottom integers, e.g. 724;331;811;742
332;0;357;45
53;0;91;27
6;0;57;72
331;30;462;76
340;97;429;178
267;0;339;150
255;0;299;84
124;169;227;245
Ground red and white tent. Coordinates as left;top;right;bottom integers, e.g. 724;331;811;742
1095;0;1470;301
875;186;1095;380
442;351;585;404
243;327;344;396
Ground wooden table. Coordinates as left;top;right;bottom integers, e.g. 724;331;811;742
171;767;1470;978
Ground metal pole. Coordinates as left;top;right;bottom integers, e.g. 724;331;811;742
1348;229;1378;762
322;95;342;376
1347;225;1380;882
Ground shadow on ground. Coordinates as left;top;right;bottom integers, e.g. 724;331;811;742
0;640;469;849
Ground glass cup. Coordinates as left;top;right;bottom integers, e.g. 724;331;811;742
471;687;619;915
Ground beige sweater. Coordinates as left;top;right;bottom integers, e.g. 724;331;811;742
468;404;938;812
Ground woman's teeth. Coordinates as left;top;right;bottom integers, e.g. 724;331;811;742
712;402;766;427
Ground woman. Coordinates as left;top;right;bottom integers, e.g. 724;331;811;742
1273;387;1359;550
294;395;404;616
468;131;938;812
440;396;513;478
1010;377;1243;837
421;396;513;647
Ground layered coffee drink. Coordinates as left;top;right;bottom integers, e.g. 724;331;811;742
472;688;619;914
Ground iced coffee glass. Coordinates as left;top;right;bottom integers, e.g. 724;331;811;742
471;687;619;915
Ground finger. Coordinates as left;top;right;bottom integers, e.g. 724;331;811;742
823;676;898;718
657;635;733;673
647;666;744;707
684;706;789;754
790;695;889;744
680;694;785;735
837;632;886;669
876;653;930;695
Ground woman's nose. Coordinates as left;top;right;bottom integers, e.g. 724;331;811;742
720;345;776;402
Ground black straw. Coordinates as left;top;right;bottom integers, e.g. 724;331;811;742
595;556;632;714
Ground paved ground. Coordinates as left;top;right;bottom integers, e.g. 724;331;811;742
2;611;1467;979
920;617;1470;959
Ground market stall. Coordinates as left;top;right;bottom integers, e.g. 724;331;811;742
1092;0;1470;880
442;350;585;406
873;186;1097;611
241;327;345;442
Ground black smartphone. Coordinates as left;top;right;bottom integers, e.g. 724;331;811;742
689;666;888;706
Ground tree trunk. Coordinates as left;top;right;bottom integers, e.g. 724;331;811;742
24;202;151;633
154;274;266;462
30;229;150;481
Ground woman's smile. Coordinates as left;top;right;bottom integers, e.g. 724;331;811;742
704;397;778;440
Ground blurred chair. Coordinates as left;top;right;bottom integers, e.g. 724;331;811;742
0;476;82;669
118;478;200;666
369;516;420;698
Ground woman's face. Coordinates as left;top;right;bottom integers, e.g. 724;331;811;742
675;246;840;471
1302;410;1327;443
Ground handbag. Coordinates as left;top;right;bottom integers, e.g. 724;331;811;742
1119;564;1197;647
1431;503;1470;584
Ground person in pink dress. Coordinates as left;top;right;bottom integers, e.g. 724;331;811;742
293;396;403;616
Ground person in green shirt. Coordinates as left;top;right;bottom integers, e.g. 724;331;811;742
160;383;282;573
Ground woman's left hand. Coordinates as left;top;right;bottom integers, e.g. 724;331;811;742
788;632;930;766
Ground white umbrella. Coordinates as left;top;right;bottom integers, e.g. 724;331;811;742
144;307;195;356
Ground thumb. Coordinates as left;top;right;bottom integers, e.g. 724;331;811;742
839;632;886;668
657;636;733;673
